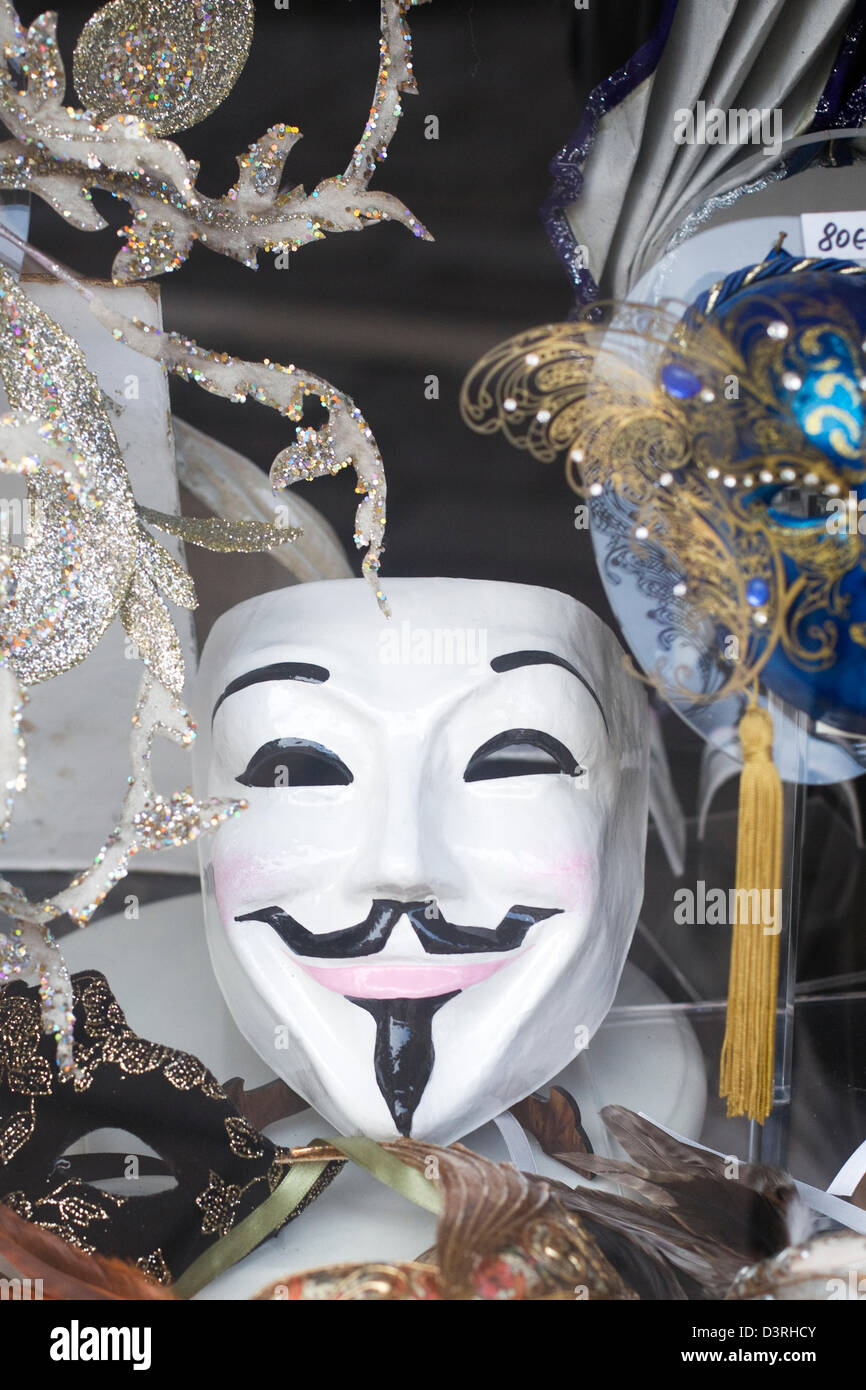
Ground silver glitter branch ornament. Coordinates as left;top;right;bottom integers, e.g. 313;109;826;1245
86;304;390;608
0;241;389;610
0;276;295;1070
0;0;432;283
49;671;244;929
0;265;296;694
0;671;243;1075
0;0;435;1074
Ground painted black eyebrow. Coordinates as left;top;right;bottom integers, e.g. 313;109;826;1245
212;661;330;721
490;649;609;736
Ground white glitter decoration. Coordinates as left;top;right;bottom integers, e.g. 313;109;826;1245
50;671;243;927
0;0;438;1075
0;0;432;284
84;296;390;609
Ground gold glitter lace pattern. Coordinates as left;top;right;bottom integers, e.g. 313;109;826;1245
224;1115;266;1161
0;973;231;1126
4;1181;127;1254
70;974;226;1101
137;1247;172;1284
0;972;328;1257
0;990;51;1163
196;1170;258;1237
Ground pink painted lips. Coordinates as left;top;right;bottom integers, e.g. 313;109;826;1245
294;950;528;999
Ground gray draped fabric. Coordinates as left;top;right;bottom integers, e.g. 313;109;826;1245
563;0;858;296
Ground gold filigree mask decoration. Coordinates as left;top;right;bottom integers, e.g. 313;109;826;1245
461;259;866;711
73;0;255;136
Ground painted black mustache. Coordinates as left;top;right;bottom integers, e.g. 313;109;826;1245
235;899;562;957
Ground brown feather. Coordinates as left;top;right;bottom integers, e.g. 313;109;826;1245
392;1139;551;1296
0;1201;176;1300
221;1075;308;1129
511;1086;593;1161
556;1108;809;1297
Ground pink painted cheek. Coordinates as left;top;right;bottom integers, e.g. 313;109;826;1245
212;848;300;921
534;850;599;911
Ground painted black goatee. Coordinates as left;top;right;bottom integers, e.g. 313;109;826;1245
235;899;564;1137
348;993;458;1136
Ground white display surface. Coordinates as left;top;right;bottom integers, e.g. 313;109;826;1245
61;894;707;1299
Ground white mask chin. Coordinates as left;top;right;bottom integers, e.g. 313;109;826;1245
193;577;649;1144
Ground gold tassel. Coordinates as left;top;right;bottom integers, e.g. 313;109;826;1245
719;702;783;1124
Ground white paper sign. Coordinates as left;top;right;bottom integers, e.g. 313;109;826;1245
801;211;866;259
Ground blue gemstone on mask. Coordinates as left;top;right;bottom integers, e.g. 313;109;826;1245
746;577;770;607
660;362;702;399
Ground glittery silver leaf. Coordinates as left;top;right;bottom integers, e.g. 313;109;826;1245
138;504;300;553
136;520;197;611
88;302;389;608
0;275;301;692
118;565;185;694
0;269;139;685
73;0;255;137
0;414;107;670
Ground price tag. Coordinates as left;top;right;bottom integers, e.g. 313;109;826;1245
801;211;866;258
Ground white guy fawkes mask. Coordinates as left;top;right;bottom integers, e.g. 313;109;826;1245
193;577;649;1144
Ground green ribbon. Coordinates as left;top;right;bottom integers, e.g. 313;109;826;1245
173;1139;441;1298
172;1160;330;1300
325;1136;443;1215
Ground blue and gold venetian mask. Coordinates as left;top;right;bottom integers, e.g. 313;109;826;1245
461;238;866;1125
461;241;866;740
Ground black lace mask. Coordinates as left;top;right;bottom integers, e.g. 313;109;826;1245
0;970;339;1288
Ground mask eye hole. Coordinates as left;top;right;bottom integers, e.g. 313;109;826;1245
464;728;583;782
764;483;831;525
236;738;353;788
